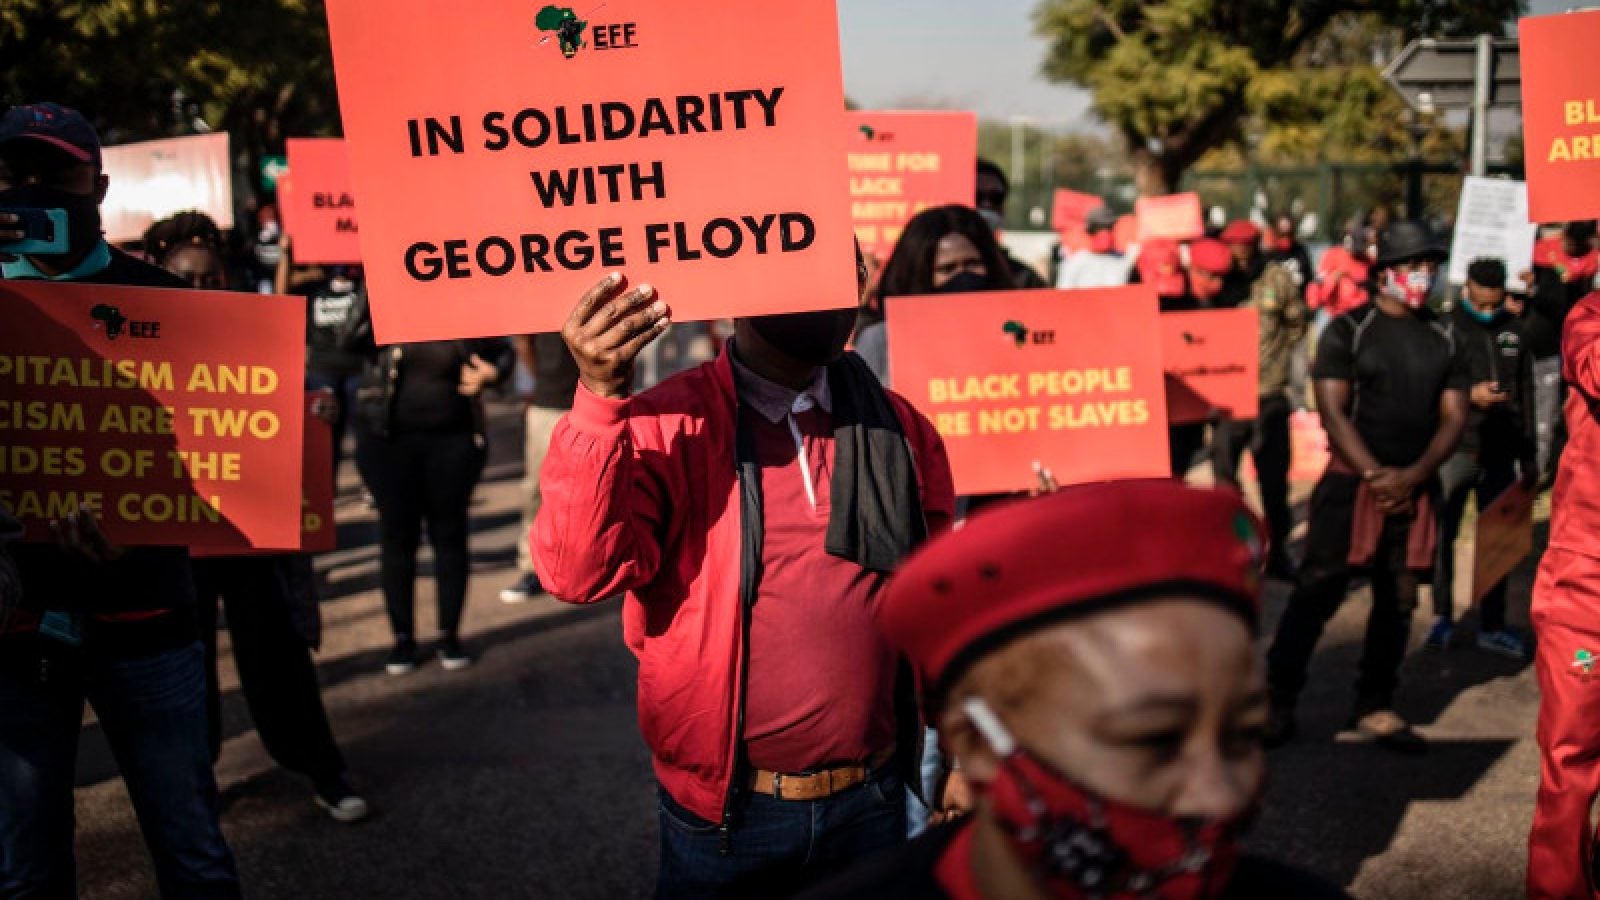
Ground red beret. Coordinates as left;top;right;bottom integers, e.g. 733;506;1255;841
1136;239;1187;298
879;480;1264;711
1189;238;1233;276
1220;220;1262;246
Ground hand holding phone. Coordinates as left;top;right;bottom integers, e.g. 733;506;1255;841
0;207;69;255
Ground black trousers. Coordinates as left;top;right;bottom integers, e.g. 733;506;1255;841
355;430;486;641
1168;423;1207;478
1266;472;1422;715
1433;450;1518;632
1217;394;1293;566
193;556;345;784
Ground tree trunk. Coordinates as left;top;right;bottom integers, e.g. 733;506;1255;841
1131;148;1172;197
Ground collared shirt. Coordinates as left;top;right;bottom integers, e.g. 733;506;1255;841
1;239;113;280
730;345;898;772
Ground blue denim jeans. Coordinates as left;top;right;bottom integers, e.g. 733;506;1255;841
0;641;240;899
655;767;907;900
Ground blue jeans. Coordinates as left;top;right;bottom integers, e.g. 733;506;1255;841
655;768;907;899
0;641;240;899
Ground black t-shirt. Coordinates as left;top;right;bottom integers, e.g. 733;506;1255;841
1313;304;1470;467
530;332;580;410
4;248;198;657
301;281;366;377
392;341;476;434
797;822;1351;900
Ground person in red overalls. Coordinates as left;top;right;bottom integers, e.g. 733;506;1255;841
1529;289;1600;899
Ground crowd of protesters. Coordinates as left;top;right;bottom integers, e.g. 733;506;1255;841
2;98;1600;900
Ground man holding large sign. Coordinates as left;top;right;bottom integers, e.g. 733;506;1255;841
0;103;242;898
325;0;858;342
533;256;955;895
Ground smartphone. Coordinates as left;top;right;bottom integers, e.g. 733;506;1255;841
0;207;69;255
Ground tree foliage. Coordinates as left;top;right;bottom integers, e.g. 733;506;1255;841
0;0;339;204
1034;0;1523;195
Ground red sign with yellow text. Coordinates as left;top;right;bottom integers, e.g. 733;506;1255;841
324;0;857;342
846;111;977;261
1136;193;1205;242
1161;308;1260;425
0;282;305;550
885;288;1170;494
1521;11;1600;222
282;139;362;265
192;390;337;557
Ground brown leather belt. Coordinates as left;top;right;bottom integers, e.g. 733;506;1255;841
747;745;897;802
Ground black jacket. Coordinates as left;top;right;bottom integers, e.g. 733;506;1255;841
336;292;515;441
1524;267;1590;359
1444;301;1536;463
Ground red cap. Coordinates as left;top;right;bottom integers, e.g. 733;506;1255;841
1220;220;1261;246
1189;238;1233;276
1136;239;1186;298
879;480;1264;712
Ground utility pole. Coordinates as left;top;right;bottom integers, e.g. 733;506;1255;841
1470;32;1492;177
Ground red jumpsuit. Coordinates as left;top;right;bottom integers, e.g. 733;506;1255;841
1531;291;1600;899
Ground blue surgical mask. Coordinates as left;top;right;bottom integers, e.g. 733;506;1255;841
1466;302;1502;324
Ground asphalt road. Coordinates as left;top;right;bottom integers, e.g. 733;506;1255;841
71;400;1541;899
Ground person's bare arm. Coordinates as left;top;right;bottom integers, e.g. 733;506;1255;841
273;235;292;296
1314;378;1381;476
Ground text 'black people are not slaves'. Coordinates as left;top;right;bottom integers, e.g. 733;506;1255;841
401;87;818;282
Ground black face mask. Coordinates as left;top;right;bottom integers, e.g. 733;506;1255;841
936;270;992;294
0;184;103;257
747;308;857;366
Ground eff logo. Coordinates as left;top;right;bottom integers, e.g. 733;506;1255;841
1002;320;1054;347
90;304;160;341
537;4;637;58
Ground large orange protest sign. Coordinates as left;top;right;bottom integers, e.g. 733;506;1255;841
1136;193;1204;242
324;0;857;342
1522;11;1600;222
1161;308;1260;425
101;134;233;242
885;288;1170;495
1052;189;1103;231
282;139;362;265
0;282;304;550
846;111;977;260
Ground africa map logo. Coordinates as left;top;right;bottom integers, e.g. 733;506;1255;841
91;304;128;340
537;4;601;58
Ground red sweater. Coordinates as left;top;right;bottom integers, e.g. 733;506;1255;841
534;350;954;822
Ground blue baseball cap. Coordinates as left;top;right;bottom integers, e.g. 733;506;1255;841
0;103;102;169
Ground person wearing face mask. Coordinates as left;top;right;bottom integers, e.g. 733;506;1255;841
974;158;1048;290
1055;206;1133;290
143;211;371;824
1262;221;1470;753
533;246;957;898
855;205;1015;386
1265;212;1313;294
279;237;369;480
1211;221;1308;581
802;480;1349;899
0;103;243;897
1422;258;1537;660
1527;221;1599;483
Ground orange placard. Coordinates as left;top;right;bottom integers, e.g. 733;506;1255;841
192;389;338;556
101;133;234;242
1473;481;1535;604
282;139;362;265
1161;308;1260;425
1113;214;1139;253
324;0;858;343
885;288;1170;495
1052;189;1103;231
1136;193;1204;242
0;282;305;550
1522;11;1600;222
846;111;977;261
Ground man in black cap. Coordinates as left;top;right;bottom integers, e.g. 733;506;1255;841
974;158;1048;289
1263;220;1470;753
0;103;242;897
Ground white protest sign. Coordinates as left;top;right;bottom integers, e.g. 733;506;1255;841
1448;177;1537;285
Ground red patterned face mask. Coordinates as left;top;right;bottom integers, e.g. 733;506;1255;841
966;697;1249;899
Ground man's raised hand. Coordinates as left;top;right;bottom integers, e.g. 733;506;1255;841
562;272;670;401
